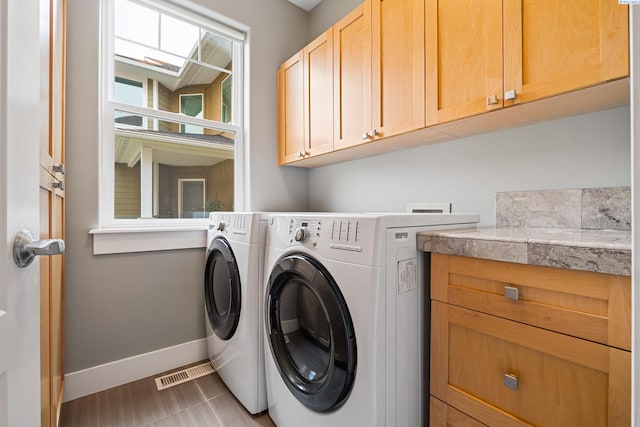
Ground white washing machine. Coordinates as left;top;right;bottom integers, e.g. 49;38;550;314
263;212;479;427
205;212;268;414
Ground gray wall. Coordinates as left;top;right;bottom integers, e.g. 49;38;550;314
306;0;631;224
308;0;360;39
65;0;310;373
308;107;631;224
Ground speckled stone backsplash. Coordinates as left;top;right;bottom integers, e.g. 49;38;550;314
495;186;630;230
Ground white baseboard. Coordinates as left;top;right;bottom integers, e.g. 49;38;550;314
63;338;208;403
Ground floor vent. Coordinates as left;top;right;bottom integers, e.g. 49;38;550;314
154;362;215;391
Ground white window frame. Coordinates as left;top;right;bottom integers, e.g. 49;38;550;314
93;0;247;254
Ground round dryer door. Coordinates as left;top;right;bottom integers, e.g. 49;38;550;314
204;237;241;340
266;253;357;413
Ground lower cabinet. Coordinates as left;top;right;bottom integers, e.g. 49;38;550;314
429;253;631;426
430;396;487;426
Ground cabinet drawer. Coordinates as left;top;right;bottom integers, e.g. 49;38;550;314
430;254;631;350
430;396;487;426
431;301;630;427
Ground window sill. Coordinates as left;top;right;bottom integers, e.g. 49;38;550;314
89;225;208;255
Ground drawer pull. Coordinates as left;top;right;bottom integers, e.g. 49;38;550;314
504;286;519;301
503;373;518;390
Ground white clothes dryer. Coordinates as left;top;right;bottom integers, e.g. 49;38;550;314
263;212;479;427
205;212;268;414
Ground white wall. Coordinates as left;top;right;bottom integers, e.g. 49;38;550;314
309;107;631;225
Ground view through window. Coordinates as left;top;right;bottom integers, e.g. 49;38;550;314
108;0;242;220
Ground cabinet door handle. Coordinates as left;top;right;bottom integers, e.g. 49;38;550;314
505;89;516;101
503;373;518;390
504;286;519;301
298;152;305;158
367;129;378;138
487;94;498;105
361;132;369;140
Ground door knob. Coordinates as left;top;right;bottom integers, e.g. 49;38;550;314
13;230;65;268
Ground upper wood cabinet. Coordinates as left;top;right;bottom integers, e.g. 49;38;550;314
333;2;373;150
503;0;629;106
373;0;425;140
426;0;629;126
277;51;305;165
278;29;334;165
333;0;425;150
278;0;629;167
305;29;334;159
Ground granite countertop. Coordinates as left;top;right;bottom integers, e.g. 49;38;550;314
417;226;631;276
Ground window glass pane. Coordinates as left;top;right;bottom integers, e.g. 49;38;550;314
114;111;235;219
114;0;158;47
114;77;144;127
113;0;234;123
221;75;232;124
152;62;231;122
199;30;233;69
180;94;204;134
160;14;199;59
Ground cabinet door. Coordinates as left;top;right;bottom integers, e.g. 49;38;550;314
371;0;425;138
333;0;372;150
304;28;334;157
503;0;629;106
278;51;305;165
425;0;503;125
431;301;631;427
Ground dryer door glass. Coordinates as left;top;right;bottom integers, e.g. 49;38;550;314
267;253;356;413
205;237;241;340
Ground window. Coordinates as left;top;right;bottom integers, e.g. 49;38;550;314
101;0;245;227
114;77;145;128
179;94;204;134
221;75;232;124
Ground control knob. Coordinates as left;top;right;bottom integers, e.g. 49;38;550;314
217;221;226;232
294;227;308;242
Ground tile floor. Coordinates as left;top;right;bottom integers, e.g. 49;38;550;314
59;361;275;427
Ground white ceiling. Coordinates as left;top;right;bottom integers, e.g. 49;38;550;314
288;0;322;12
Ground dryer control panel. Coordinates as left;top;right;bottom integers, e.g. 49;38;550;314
288;218;370;253
276;215;381;265
289;219;321;243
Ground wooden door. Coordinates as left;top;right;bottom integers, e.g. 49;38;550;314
333;0;372;150
372;0;425;138
0;0;47;426
304;28;334;158
425;0;503;125
277;51;305;165
40;0;66;425
502;0;629;106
